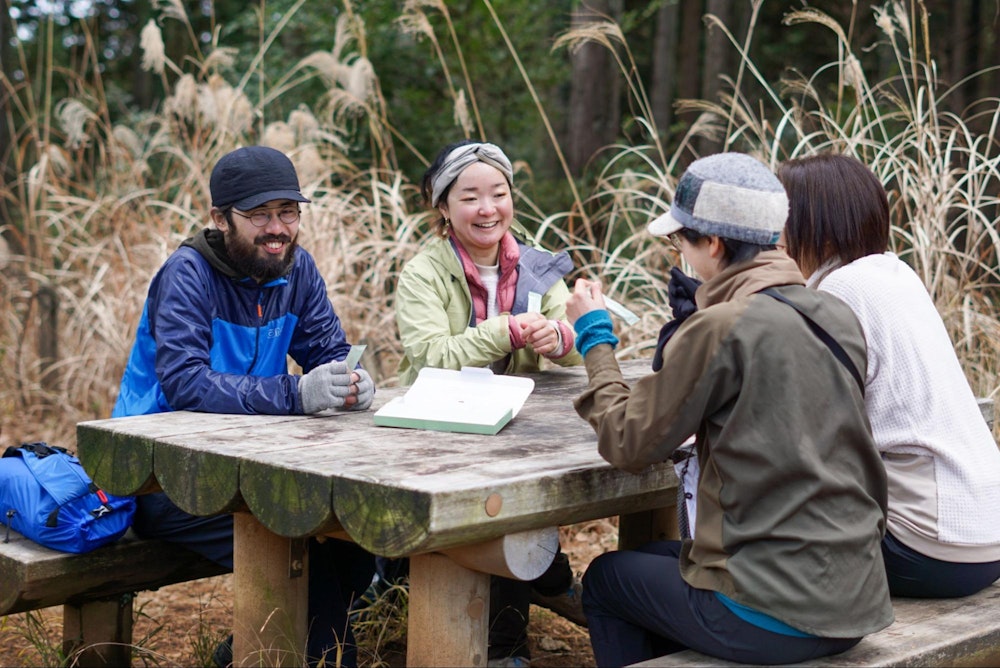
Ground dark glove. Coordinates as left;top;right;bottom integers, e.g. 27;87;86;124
667;266;702;321
652;267;702;371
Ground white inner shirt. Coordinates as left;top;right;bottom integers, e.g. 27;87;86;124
476;262;501;318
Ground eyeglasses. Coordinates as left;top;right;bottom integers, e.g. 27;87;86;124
231;206;301;228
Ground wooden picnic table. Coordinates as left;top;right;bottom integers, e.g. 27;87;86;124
76;358;678;667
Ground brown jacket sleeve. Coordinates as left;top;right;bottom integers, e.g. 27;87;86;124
574;302;742;474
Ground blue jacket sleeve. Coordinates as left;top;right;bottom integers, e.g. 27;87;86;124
148;252;306;414
285;252;353;373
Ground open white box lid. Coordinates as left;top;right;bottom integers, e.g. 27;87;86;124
373;367;535;435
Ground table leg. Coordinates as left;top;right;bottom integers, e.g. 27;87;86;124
407;551;490;667
618;503;679;550
232;512;309;667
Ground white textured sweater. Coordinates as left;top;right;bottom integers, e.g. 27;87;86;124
812;253;1000;562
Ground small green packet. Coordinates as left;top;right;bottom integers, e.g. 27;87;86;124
345;344;366;368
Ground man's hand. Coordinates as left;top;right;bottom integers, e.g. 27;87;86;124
299;360;360;414
350;368;374;411
566;278;607;325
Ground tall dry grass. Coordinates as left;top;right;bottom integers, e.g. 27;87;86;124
554;0;1000;398
1;0;999;457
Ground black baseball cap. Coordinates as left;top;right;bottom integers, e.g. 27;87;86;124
210;146;311;211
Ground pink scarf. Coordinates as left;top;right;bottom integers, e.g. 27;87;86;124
452;234;526;348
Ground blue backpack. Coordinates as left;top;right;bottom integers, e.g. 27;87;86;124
0;442;136;553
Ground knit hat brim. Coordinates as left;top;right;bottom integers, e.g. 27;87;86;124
647;209;684;237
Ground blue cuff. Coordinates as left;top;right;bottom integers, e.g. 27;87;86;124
574;310;619;357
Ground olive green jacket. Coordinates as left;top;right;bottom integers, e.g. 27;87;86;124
575;252;893;638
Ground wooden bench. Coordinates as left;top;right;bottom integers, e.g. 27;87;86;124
632;581;1000;667
0;527;229;667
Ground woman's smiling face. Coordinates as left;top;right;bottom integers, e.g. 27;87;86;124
439;161;514;265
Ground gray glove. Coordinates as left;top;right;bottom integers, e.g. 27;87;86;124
298;360;354;414
350;368;375;411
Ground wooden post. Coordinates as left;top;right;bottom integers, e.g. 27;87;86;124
37;284;59;409
407;552;490;667
232;513;309;667
62;595;133;668
618;503;679;551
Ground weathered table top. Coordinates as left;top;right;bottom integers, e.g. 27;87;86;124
77;359;675;558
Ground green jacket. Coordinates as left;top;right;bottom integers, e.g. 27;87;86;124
395;229;582;385
575;251;893;638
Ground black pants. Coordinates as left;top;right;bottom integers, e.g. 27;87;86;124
133;493;376;667
582;540;861;667
882;530;1000;598
377;549;574;660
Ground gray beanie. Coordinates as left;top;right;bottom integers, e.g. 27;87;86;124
647;152;788;245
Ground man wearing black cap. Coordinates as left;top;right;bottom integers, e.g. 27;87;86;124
112;146;376;667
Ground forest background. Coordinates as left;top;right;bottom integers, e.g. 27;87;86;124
3;0;1000;447
3;0;1000;665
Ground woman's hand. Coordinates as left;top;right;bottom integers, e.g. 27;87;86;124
566;278;606;325
514;313;560;356
512;313;557;356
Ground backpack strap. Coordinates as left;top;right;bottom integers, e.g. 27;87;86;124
18;441;68;458
759;288;865;392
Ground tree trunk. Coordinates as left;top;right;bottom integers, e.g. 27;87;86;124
0;0;14;183
676;0;703;163
972;0;1000;118
702;0;730;104
699;0;731;155
650;0;679;142
946;0;970;117
37;284;59;411
567;0;623;176
677;0;703;102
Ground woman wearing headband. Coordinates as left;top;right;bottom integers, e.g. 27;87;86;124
393;139;583;666
395;140;582;385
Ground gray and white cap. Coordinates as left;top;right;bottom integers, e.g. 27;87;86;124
647;152;788;245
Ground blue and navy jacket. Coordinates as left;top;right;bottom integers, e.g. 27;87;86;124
112;228;352;417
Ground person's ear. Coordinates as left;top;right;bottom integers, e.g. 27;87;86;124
707;235;725;259
211;208;229;231
438;203;450;223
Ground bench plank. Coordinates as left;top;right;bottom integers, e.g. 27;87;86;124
2;528;229;667
0;529;229;616
632;581;1000;667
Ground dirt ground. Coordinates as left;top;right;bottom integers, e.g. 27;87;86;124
0;520;617;667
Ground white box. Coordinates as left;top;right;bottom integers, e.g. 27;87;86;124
373;367;534;435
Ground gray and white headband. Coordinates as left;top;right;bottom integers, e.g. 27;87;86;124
430;142;514;207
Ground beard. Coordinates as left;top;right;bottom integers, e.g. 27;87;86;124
225;226;298;282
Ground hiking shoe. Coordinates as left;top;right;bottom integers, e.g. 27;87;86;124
530;575;587;627
212;634;232;668
487;656;530;667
